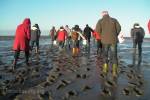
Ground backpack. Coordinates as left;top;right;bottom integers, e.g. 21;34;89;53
71;31;79;40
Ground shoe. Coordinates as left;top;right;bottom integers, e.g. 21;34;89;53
101;88;111;96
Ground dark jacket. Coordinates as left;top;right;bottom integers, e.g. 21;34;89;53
131;27;145;43
31;25;41;41
83;26;94;39
96;15;121;44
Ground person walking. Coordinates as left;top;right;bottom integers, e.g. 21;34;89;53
71;25;85;56
65;25;71;49
83;24;94;45
131;23;145;66
12;18;31;70
56;26;68;50
30;24;41;53
96;11;121;77
50;26;57;46
92;30;102;55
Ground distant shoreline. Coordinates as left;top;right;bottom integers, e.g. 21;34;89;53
0;35;150;41
0;36;50;40
0;36;150;41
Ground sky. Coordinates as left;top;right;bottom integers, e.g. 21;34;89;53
0;0;150;37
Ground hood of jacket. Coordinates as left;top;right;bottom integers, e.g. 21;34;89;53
23;18;31;26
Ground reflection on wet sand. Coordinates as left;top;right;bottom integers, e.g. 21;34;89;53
0;39;150;100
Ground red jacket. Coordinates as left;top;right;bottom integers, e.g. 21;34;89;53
57;29;67;42
13;18;31;51
92;31;100;40
148;20;150;33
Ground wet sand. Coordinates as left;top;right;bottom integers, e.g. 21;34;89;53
0;41;150;100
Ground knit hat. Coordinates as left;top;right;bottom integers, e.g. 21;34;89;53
101;11;109;16
74;25;79;31
134;23;140;28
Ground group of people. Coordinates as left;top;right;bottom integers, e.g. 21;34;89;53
12;11;149;78
49;24;97;56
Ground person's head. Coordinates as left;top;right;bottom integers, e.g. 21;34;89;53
65;25;69;28
74;25;79;31
23;18;31;26
86;24;89;27
101;11;109;17
133;23;140;28
52;26;55;29
60;26;64;29
33;24;39;29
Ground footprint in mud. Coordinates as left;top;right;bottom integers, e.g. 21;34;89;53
40;81;52;88
11;75;26;85
63;90;78;100
56;79;71;90
39;91;53;100
82;85;92;92
122;87;131;96
46;77;56;84
105;80;117;87
67;68;77;72
85;67;91;71
61;79;71;85
101;88;111;96
56;83;66;90
54;67;60;72
133;87;143;97
76;73;88;79
99;73;106;79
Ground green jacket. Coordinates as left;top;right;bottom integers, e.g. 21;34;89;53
96;15;121;44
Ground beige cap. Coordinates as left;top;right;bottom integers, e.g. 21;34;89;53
101;11;109;16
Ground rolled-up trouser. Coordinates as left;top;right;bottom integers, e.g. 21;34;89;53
14;50;30;63
103;44;117;65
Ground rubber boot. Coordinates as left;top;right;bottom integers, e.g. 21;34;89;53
76;48;79;55
112;64;118;77
102;63;108;74
72;48;76;56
